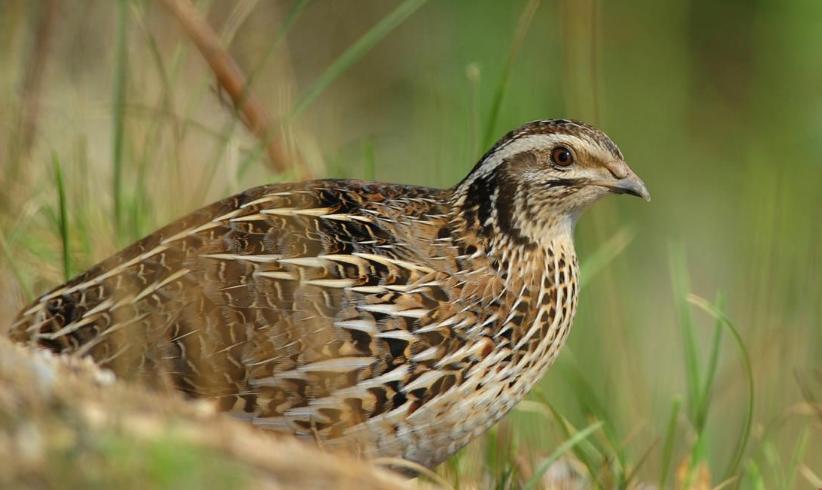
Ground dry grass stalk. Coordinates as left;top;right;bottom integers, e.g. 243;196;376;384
18;0;60;156
157;0;295;175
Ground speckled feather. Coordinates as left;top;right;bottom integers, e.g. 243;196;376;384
9;119;647;468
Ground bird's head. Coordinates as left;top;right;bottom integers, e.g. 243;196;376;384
454;119;649;247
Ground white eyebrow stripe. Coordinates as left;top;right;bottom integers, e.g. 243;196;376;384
457;133;590;190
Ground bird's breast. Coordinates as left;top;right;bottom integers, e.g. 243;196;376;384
368;240;580;467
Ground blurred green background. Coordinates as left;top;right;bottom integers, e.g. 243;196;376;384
0;0;820;488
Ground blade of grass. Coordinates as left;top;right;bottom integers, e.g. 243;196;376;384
51;152;70;281
371;457;455;489
696;292;725;430
682;293;727;488
711;477;740;490
113;0;129;239
579;226;635;289
73;135;94;269
494;466;515;490
669;244;701;422
289;0;429;119
745;461;766;490
484;426;501;481
560;351;627;484
482;0;541;148
784;427;808;490
658;396;682;489
524;421;603;490
623;438;658;487
799;465;822;488
127;6;167;241
684;427;709;490
444;449;462;490
485;423;516;484
532;392;605;487
762;441;783;488
688;294;754;484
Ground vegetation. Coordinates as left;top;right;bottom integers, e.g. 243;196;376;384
0;0;819;488
0;338;410;489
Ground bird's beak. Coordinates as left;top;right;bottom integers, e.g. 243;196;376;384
600;160;651;202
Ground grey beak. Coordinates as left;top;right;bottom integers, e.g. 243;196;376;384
604;161;651;202
611;173;651;201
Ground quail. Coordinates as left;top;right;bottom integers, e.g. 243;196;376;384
9;119;649;468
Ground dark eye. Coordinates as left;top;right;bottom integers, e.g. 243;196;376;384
551;146;574;167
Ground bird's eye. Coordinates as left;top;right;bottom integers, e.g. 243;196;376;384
551;146;574;167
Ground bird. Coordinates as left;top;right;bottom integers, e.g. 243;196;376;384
8;119;649;469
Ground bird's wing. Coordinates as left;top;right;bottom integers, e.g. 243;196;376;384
9;180;488;441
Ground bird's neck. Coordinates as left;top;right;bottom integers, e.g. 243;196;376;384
445;187;578;309
449;166;579;250
447;181;577;266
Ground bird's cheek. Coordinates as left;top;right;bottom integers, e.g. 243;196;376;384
587;185;612;202
568;186;608;212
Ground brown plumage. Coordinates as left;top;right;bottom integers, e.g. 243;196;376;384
8;119;649;468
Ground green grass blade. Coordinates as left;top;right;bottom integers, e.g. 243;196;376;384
494;466;515;490
289;0;429;119
532;392;604;487
483;425;501;481
762;440;783;488
558;351;627;483
524;421;603;490
658;396;682;489
745;461;766;490
579;226;635;289
445;450;462;490
668;244;701;422
482;0;541;148
567;366;627;480
680;293;727;488
696;293;725;431
483;423;517;485
624;439;658;487
113;0;129;238
684;427;708;490
688;294;755;484
785;426;808;490
51;152;71;281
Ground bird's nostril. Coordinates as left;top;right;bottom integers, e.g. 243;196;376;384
605;160;630;180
